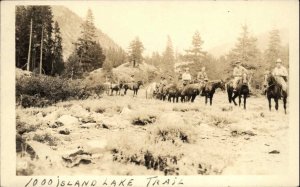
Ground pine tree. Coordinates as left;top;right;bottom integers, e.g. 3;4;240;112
228;25;261;69
15;6;55;74
264;29;289;69
63;52;82;79
104;47;127;69
75;8;105;72
128;37;144;67
185;31;206;63
51;21;64;75
162;36;175;73
16;6;30;69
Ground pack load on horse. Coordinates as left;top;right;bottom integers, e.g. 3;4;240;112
264;58;288;114
103;75;124;96
123;74;143;96
157;75;168;100
227;60;250;109
110;81;124;96
145;82;159;99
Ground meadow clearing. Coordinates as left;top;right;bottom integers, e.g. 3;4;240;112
16;89;289;175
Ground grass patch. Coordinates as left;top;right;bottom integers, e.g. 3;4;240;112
173;106;200;112
32;133;58;146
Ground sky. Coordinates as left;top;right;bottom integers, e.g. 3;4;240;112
63;1;295;56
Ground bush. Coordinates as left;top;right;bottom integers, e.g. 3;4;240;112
16;74;105;108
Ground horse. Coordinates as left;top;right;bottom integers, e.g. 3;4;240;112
110;81;124;96
123;81;143;96
103;82;111;95
202;80;225;105
227;73;249;109
264;73;288;114
181;83;201;102
145;82;159;99
165;83;181;103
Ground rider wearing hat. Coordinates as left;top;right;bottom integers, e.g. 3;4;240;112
182;67;192;86
232;60;248;92
272;58;288;93
130;74;135;83
197;67;208;82
158;75;168;93
197;67;209;95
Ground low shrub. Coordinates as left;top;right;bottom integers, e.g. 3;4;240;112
32;133;58;146
16;75;105;108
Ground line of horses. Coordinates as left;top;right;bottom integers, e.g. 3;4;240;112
103;73;288;114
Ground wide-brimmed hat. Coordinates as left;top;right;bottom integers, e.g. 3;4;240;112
276;58;282;63
130;74;134;77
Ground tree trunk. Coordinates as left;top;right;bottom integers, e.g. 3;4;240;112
39;25;44;75
27;19;33;71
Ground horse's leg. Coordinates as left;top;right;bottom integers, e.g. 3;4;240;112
268;96;272;111
232;92;238;106
238;94;241;107
243;94;246;110
210;94;213;106
283;96;287;114
205;95;208;105
275;97;279;111
227;90;232;103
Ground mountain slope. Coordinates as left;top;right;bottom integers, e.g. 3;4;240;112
51;6;121;60
208;28;289;57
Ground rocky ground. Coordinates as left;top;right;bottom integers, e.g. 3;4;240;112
16;89;289;175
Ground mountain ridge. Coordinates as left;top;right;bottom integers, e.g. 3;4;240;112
208;28;289;58
51;6;122;60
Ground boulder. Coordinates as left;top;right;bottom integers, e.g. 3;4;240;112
59;128;71;135
80;123;97;129
83;139;108;154
62;149;92;167
57;115;79;126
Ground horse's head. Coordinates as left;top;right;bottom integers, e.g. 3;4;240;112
119;80;124;88
137;80;143;87
213;80;226;91
266;73;276;86
219;79;226;91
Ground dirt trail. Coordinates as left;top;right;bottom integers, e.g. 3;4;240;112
16;89;289;175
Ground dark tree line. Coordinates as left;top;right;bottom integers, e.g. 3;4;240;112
16;6;64;75
64;9;106;79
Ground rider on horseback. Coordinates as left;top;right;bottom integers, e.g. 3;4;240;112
182;67;192;86
158;75;168;94
232;60;249;92
130;74;135;84
262;70;271;95
197;66;209;96
272;58;288;94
